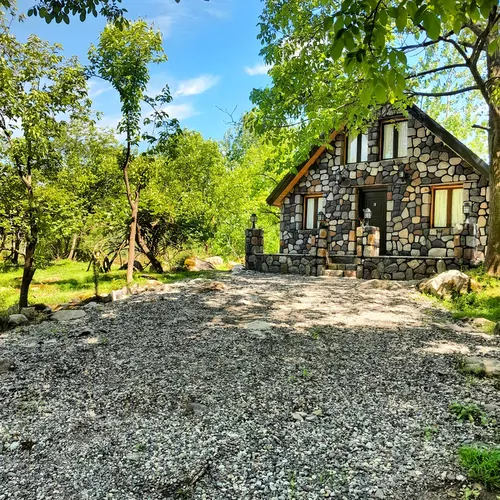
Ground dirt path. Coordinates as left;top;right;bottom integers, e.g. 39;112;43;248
1;272;499;499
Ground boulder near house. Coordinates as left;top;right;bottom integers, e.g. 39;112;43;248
245;105;490;280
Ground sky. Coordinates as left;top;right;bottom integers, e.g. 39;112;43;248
12;0;271;141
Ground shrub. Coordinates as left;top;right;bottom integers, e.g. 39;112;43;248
450;402;488;426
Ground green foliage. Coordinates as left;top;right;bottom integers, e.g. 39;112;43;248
253;0;498;167
450;402;488;425
442;267;500;322
423;424;439;440
0;260;217;315
459;445;500;491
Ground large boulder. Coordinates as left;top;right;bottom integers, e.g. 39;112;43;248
418;270;470;299
184;257;215;272
204;256;224;266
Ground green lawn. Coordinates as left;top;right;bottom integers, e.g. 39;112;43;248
442;267;500;324
0;260;220;314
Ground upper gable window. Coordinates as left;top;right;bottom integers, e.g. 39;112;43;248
346;133;368;163
382;120;408;159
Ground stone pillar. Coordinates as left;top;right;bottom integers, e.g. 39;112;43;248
356;225;380;278
245;228;264;270
454;222;479;264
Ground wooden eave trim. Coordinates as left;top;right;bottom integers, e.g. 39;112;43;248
270;130;341;207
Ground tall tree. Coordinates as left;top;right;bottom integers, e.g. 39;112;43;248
0;14;90;307
88;20;178;284
253;0;500;276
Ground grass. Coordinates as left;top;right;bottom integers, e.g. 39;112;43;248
0;259;222;315
441;266;500;325
459;445;500;491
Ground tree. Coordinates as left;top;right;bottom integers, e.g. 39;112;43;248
253;0;500;275
88;20;178;285
0;13;90;307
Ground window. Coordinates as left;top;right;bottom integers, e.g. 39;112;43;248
304;196;326;229
346;133;368;163
381;120;408;159
432;185;464;227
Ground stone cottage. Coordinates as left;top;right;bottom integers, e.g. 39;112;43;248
246;105;490;280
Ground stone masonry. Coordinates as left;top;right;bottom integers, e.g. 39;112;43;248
279;105;489;260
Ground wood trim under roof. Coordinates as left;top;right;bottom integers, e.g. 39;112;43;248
266;131;340;207
266;106;489;208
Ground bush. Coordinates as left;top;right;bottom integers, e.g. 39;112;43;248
450;402;488;426
459;446;500;490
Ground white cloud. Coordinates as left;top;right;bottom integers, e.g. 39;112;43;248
161;103;198;120
151;15;174;37
174;75;220;97
88;79;112;99
244;63;272;76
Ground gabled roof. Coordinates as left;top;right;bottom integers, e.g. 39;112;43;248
267;105;489;207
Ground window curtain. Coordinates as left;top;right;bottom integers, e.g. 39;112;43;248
434;189;448;227
347;135;358;163
383;123;394;159
397;121;408;157
306;198;315;229
451;188;463;226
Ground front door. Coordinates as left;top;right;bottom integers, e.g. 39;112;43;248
359;188;387;255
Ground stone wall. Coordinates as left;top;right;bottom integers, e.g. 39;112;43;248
279;105;489;258
246;228;327;276
358;257;462;280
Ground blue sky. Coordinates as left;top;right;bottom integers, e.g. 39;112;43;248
12;0;270;140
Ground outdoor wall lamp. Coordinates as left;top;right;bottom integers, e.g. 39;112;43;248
463;201;472;223
398;165;410;182
318;211;326;224
250;213;257;229
363;208;372;225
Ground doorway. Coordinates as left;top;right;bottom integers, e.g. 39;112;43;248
359;188;387;255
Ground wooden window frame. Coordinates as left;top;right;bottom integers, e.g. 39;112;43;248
431;184;463;228
344;133;368;164
303;194;324;230
380;117;407;160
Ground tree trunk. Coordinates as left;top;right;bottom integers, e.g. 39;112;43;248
485;104;500;276
19;238;36;308
485;35;500;276
136;225;164;273
68;234;78;261
126;196;139;286
12;233;20;266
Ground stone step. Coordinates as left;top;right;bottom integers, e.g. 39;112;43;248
322;269;358;279
327;263;357;271
329;255;357;265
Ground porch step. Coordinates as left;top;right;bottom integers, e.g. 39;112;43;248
327;263;357;271
328;255;357;265
323;269;357;279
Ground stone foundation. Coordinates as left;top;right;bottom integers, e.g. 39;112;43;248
358;256;465;281
247;253;327;276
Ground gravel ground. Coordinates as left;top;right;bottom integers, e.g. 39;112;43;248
1;272;500;500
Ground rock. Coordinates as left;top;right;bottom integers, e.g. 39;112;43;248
244;320;272;331
20;307;37;320
358;280;403;291
461;356;500;378
184;257;215;272
51;309;86;322
83;301;98;310
8;314;29;326
291;412;305;421
232;264;245;274
196;281;225;293
436;260;447;274
374;489;385;499
112;287;128;302
461;317;497;332
204;256;224;266
418;270;470;299
0;358;16;374
186;402;208;415
227;261;241;269
119;260;143;271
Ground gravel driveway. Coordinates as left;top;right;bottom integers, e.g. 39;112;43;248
1;272;500;499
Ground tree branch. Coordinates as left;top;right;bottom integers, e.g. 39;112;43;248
406;63;468;80
407;86;480;97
